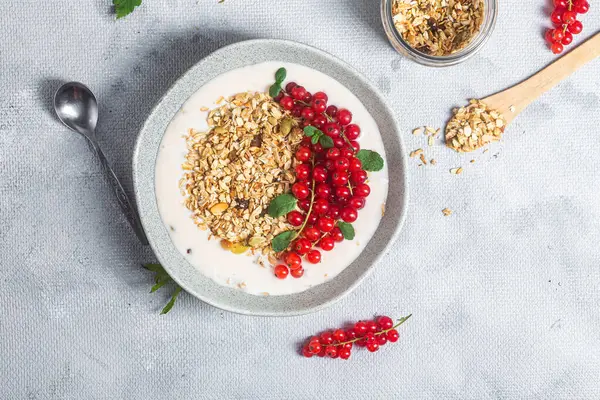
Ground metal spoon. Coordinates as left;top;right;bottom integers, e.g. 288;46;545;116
54;82;149;245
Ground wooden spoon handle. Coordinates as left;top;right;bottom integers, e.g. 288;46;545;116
483;32;600;123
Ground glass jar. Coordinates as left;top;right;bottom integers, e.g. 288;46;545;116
381;0;498;67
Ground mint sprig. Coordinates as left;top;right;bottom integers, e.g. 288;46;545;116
303;126;333;149
267;194;297;218
269;67;287;98
144;263;182;314
271;231;296;252
337;221;355;240
356;149;384;172
113;0;142;18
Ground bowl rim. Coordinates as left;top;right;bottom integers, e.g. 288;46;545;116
132;39;409;316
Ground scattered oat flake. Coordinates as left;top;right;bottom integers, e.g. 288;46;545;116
509;105;516;113
260;292;270;296
226;278;231;284
419;153;428;165
324;274;329;278
428;136;434;146
450;167;463;175
237;282;247;289
412;127;423;135
430;159;437;165
442;208;452;216
381;203;386;216
483;149;489;153
215;96;224;104
410;149;423;158
200;106;209;111
470;159;475;163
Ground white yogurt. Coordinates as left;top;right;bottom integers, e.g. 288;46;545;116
155;62;388;296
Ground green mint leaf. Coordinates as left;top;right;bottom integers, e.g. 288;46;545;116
275;68;287;84
151;279;168;293
303;126;321;137
319;135;334;149
161;286;182;315
272;231;296;252
311;134;320;145
143;263;164;273
113;0;142;18
337;221;355;240
356;149;384;172
267;194;297;218
269;83;282;98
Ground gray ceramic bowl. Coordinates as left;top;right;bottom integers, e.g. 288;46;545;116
133;39;408;316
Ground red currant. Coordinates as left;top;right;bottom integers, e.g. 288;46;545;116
340;207;358;223
327;204;340;220
308;340;321;354
312;143;324;154
292;104;303;118
315;183;331;199
337;109;352;125
386;329;399;343
319;236;335;251
291;86;307;101
325;147;340;160
545;29;555;44
551;41;564;54
323;159;336;171
377;316;394;330
354;183;371;197
333;137;345;148
562;31;573;45
333;329;346;342
331;171;349;186
563;10;577;25
324;122;341;137
340;147;354;159
345;329;357;340
274;264;289;279
293;238;311;255
574;0;589;13
320;332;334;345
317;216;334;232
325;105;338;117
301;107;315;121
325;346;338;358
551;29;565;42
298;199;310;212
313;198;330;216
303;91;312;102
349;140;360;152
285;252;302;270
304;227;320;241
295;146;311;162
295;164;311;181
334;157;350;171
312;99;327;114
550;8;566;26
353;321;368;336
568;20;583;34
291;267;304;278
553;0;568;7
344;124;361;140
287;210;304;226
285;82;297;92
280;96;294;110
376;334;388;346
342;342;353;350
365;320;378;333
306;212;318;225
330;227;344;242
350;170;367;184
312;165;328;182
302;345;313;357
312;114;327;129
335;186;351;200
348;196;366;210
307;249;322;264
313;91;328;102
366;342;379;352
338;348;351;360
291;183;310;200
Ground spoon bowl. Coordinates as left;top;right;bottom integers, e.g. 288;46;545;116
54;82;99;136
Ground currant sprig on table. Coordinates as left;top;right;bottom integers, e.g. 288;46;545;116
546;0;590;54
302;314;412;359
267;68;384;279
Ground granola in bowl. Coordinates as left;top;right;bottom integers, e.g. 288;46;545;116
181;92;303;256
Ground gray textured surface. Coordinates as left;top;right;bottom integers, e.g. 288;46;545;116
1;1;599;399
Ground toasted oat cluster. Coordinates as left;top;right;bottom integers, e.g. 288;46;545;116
445;99;506;153
392;0;484;56
181;92;303;254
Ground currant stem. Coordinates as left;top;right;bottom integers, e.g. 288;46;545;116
336;314;413;346
291;158;316;242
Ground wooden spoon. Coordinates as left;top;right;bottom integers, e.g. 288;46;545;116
483;32;600;125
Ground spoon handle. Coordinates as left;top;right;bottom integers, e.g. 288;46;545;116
92;142;149;245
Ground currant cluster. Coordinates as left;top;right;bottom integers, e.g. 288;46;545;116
272;82;372;280
302;315;411;359
546;0;590;54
